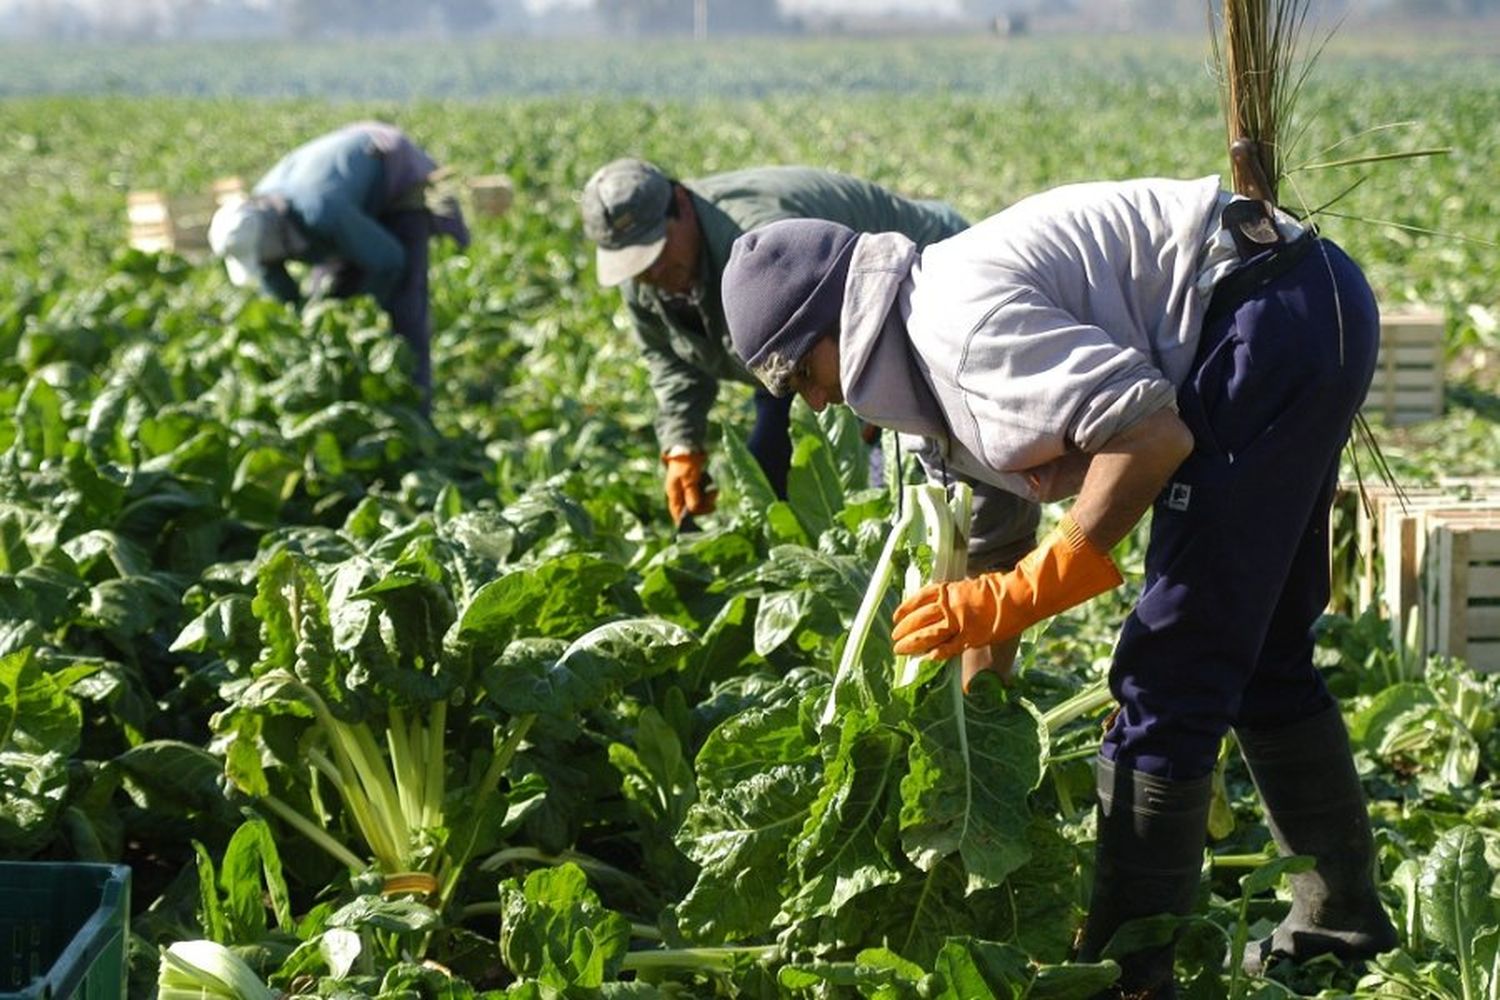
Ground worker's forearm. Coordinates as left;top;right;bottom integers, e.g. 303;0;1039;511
1066;407;1194;551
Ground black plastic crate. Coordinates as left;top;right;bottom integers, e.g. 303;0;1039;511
0;863;130;1000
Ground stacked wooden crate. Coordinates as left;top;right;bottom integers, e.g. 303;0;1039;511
1331;304;1480;661
1331;482;1450;616
466;174;514;218
1365;305;1445;427
126;176;247;256
1342;478;1500;671
1422;510;1500;671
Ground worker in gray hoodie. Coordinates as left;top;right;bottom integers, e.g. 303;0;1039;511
720;177;1396;997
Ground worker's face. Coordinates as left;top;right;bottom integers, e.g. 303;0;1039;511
636;187;700;296
790;333;844;412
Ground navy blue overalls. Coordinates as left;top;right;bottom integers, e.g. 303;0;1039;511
748;389;794;498
1101;235;1380;780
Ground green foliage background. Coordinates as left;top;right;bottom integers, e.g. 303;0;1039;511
2;29;1500;1000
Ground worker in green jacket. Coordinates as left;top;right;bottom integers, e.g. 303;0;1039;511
581;158;970;526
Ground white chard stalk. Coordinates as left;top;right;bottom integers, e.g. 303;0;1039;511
158;940;280;1000
821;481;973;727
895;483;971;689
819;496;917;728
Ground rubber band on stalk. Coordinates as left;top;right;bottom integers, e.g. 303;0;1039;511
381;871;439;898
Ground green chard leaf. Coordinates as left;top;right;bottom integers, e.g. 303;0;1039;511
899;673;1044;891
251;549;358;718
486;618;696;719
0;648;81;854
782;708;906;921
218;816;295;941
498;863;631;989
719;423;778;517
785;432;845;544
1418;824;1497;958
675;697;824;941
814;403;871;495
455;553;627;653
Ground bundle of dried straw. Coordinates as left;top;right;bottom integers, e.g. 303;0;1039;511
1211;0;1316;205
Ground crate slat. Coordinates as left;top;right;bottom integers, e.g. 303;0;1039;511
1438;477;1500;494
1342;483;1485;613
126;178;245;256
1420;516;1500;672
1366;303;1445;426
1381;305;1445;337
1467;564;1500;598
1389;389;1442;405
1467;607;1500;635
1388;345;1441;366
126;192;171;226
211;175;247;204
1463;642;1500;673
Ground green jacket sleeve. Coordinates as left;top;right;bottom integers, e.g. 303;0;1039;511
835;183;969;247
628;296;719;453
699;168;969;253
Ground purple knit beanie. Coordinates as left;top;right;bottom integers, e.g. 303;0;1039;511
723;219;858;397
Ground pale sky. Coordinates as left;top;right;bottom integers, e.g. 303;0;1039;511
0;0;969;36
0;0;963;14
776;0;962;12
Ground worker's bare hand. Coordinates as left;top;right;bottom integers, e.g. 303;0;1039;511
961;637;1021;691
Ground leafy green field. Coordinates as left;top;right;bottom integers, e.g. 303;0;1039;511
3;33;1500;1000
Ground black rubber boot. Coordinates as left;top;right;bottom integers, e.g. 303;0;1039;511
1236;705;1398;974
1078;756;1214;999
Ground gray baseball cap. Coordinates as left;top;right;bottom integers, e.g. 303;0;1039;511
581;158;674;287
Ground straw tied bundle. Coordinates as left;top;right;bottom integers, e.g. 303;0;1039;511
1211;0;1316;207
1211;0;1456;507
1211;0;1397;497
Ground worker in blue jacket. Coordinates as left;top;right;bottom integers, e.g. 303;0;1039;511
208;122;469;414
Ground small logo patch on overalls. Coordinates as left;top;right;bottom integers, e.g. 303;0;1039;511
1166;482;1192;511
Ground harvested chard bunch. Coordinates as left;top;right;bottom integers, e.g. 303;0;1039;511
821;481;972;726
669;477;1118;981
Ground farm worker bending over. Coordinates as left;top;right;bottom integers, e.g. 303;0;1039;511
721;179;1397;997
581;158;998;527
208;121;469;415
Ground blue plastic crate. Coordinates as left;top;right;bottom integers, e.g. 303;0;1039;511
0;863;130;1000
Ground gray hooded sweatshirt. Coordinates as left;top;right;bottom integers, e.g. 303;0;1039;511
840;176;1235;565
623;166;969;453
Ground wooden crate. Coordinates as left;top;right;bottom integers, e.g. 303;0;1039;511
1333;482;1455;614
466;174;514;218
126;190;178;254
126;175;247;255
1422;512;1500;672
1365;305;1445;426
1383;501;1500;644
211;175;247;205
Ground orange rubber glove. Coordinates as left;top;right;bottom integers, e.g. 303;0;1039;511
663;451;716;525
891;513;1123;662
